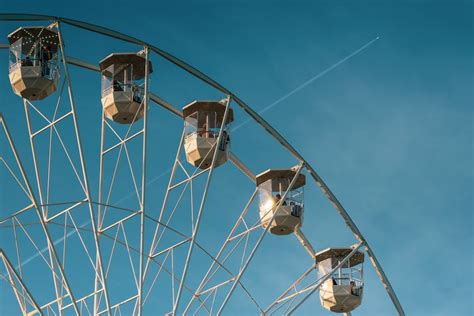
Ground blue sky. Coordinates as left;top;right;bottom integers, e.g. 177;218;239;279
0;1;472;315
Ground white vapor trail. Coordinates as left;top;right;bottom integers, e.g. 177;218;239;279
232;35;381;131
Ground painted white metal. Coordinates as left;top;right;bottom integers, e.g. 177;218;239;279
137;45;151;316
228;152;256;183
216;162;305;315
294;226;316;258
57;22;112;315
1;114;80;315
0;249;43;315
263;264;316;314
0;13;405;316
172;95;232;315
182;189;259;314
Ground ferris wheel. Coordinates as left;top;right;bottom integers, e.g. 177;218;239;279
0;14;404;316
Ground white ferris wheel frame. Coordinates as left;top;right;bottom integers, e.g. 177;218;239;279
0;13;404;316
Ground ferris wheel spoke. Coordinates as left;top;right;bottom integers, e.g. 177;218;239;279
144;129;185;279
95;59;150;314
0;156;31;198
143;249;170;304
11;216;28;310
13;216;60;278
11;215;69;314
171;96;232;315
0;15;405;316
96;224;120;309
143;97;244;314
23;22;110;314
215;163;305;315
0;250;43;315
192;287;215;315
263;263;316;314
183;188;257;313
24;97;87;196
123;144;142;208
143;127;222;286
59;214;68;301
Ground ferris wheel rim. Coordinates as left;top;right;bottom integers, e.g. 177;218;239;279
0;13;405;315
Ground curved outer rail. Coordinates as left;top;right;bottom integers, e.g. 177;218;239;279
0;13;405;315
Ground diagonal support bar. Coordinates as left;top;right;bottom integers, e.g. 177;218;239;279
0;249;43;316
172;95;232;315
0;114;80;315
216;162;305;315
56;21;112;315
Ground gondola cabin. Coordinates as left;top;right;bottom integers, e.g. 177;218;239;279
8;26;60;100
316;247;365;313
256;169;305;235
99;53;152;124
183;100;233;169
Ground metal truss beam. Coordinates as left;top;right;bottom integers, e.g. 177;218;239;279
216;162;304;315
1;114;81;314
0;249;43;315
0;13;405;315
172;95;232;315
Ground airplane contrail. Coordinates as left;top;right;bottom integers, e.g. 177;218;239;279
12;36;380;271
232;35;381;131
14;220;90;270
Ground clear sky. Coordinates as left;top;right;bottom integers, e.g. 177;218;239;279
0;1;472;315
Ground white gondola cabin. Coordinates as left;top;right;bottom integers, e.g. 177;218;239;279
316;247;364;313
183;100;233;169
256;169;305;235
99;53;152;124
8;26;60;100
